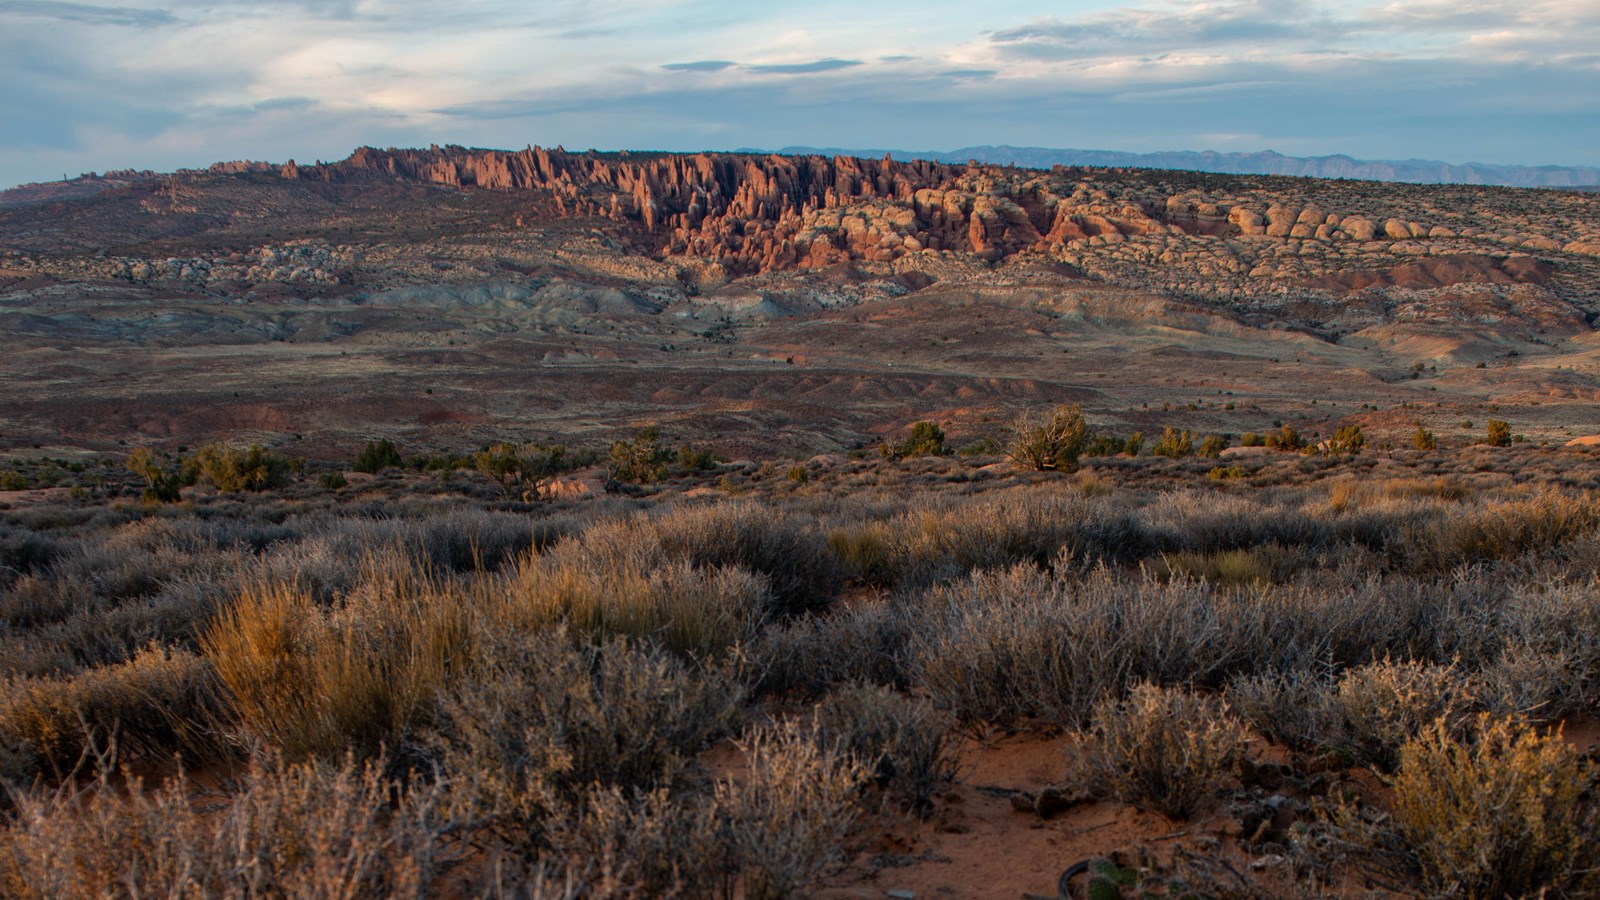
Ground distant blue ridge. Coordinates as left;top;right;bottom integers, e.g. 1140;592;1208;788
755;145;1600;189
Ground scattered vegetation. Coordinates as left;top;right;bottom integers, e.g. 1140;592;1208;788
5;434;1600;895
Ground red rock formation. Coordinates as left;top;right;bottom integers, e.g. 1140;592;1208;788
282;145;1176;274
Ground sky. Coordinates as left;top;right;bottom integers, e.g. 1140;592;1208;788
2;0;1598;188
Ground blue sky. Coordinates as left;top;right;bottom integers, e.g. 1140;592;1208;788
2;0;1597;188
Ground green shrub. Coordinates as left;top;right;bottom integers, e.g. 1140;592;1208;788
1263;425;1303;451
191;444;289;492
476;442;590;497
1412;426;1436;451
352;439;403;474
1083;433;1126;458
957;433;1005;457
124;448;181;503
1240;432;1264;447
1327;424;1365;455
1485;419;1512;447
319;471;348;490
893;421;947;459
1151;427;1194;458
676;444;718;471
609;426;674;483
1125;431;1144;456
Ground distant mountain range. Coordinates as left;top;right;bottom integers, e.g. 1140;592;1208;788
771;145;1600;189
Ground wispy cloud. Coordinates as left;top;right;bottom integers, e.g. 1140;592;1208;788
0;0;175;26
662;60;737;72
747;58;863;74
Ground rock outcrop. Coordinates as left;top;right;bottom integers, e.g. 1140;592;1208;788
279;145;1493;277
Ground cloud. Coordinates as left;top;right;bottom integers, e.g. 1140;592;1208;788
747;58;862;74
662;57;866;75
0;0;175;26
663;60;737;72
990;0;1341;59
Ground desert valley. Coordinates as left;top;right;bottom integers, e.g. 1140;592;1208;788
3;147;1600;898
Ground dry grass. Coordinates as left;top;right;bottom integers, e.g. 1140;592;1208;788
0;646;222;778
497;553;770;659
203;559;474;758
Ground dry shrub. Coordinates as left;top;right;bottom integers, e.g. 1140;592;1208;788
1330;658;1474;770
556;786;733;898
829;490;1150;588
815;683;958;814
649;502;845;617
1226;667;1336;754
0;753;450;899
716;720;868;900
826;522;895;585
750;600;912;698
1477;642;1593;723
1410;491;1600;570
1075;683;1247;819
909;567;1246;728
1381;476;1464;502
0;646;221;779
203;561;473;758
1151;492;1328;554
429;632;742;849
1389;716;1600;898
0;573;92;629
